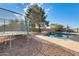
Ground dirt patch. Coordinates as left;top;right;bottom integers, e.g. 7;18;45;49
0;35;77;56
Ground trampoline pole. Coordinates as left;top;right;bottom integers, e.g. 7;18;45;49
3;19;5;33
9;27;12;49
9;35;12;49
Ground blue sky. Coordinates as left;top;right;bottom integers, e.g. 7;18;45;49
0;3;79;28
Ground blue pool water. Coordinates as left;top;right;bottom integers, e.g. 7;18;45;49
48;32;76;39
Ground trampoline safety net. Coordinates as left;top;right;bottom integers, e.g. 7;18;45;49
0;8;30;36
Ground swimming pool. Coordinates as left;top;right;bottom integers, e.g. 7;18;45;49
48;32;76;39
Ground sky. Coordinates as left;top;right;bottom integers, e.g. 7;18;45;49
0;3;79;28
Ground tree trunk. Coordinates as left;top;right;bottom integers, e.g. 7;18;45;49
38;24;41;32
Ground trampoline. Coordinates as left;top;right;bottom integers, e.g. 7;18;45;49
0;8;31;49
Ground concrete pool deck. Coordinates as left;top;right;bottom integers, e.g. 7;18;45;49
35;35;79;55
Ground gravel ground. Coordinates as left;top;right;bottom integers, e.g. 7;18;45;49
0;35;76;56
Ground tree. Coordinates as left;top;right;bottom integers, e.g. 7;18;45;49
20;20;26;31
45;20;49;26
66;25;70;32
31;23;36;32
8;20;20;31
25;4;47;32
51;23;64;32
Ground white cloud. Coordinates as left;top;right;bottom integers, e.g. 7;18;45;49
45;8;51;14
29;3;34;5
38;3;44;6
14;14;25;20
23;5;28;12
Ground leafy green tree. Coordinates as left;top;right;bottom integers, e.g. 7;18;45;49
31;23;36;32
51;23;64;32
8;20;20;31
25;4;47;32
